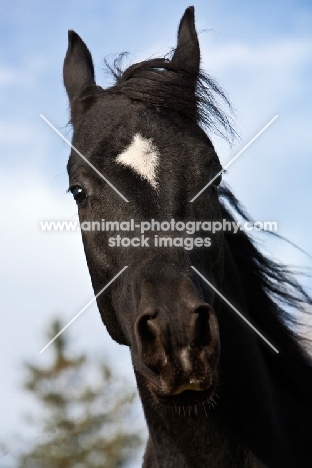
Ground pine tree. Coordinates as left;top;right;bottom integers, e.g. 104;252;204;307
18;319;143;468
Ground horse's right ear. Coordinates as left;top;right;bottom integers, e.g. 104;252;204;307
63;30;96;106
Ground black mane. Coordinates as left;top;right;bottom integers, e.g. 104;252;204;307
219;184;312;396
101;55;236;141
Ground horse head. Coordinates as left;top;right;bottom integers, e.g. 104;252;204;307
63;7;225;406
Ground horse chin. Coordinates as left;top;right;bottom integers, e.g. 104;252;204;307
146;371;219;410
149;384;217;410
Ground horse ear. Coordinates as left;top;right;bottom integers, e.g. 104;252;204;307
63;30;96;105
171;6;200;74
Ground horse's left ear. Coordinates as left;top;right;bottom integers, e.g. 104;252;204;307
171;6;200;74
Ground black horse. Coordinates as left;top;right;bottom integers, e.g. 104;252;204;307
63;7;311;467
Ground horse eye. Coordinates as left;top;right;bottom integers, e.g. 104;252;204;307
71;187;87;206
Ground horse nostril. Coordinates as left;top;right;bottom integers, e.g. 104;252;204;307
136;311;159;344
192;305;212;347
134;310;164;371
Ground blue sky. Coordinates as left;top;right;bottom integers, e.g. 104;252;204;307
1;0;312;465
